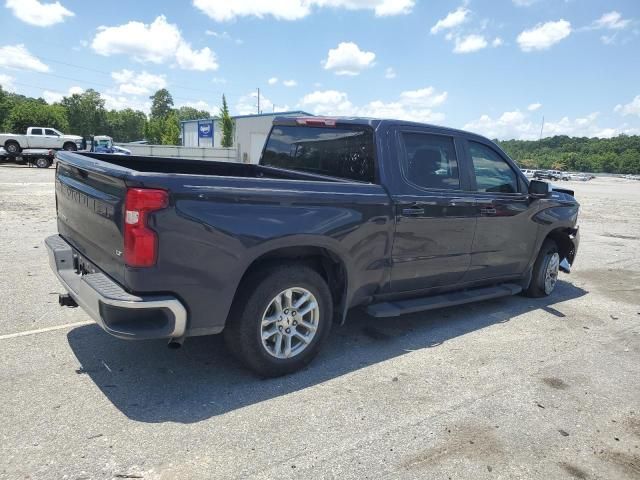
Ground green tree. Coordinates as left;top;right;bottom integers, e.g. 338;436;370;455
149;89;174;120
219;94;233;147
105;109;147;142
144;118;163;144
176;106;210;121
60;89;106;137
160;112;180;145
6;100;69;132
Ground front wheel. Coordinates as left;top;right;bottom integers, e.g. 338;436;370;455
224;264;332;377
524;239;560;297
62;142;77;151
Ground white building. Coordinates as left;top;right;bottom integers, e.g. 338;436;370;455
180;111;311;164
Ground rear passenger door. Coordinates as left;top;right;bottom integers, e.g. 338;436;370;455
390;130;477;292
463;139;538;281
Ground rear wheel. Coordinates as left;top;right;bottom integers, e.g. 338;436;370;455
35;157;51;168
5;141;21;154
224;264;332;377
524;239;560;297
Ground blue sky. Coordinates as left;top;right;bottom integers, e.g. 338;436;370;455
1;0;639;139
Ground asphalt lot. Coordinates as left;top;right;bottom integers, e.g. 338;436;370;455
0;163;638;480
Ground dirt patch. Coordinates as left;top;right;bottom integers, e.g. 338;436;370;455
574;269;640;305
559;462;589;479
600;450;640;477
601;233;640;241
402;423;502;470
543;377;570;390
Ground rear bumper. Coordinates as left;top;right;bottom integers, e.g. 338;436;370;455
45;235;187;340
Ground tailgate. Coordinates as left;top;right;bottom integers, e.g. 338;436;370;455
55;159;127;284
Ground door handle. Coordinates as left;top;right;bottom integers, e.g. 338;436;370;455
402;207;425;216
480;207;497;215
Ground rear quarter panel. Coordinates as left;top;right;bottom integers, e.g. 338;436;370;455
125;174;394;336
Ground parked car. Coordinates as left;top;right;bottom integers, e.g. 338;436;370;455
90;135;131;155
520;169;535;178
568;173;590;181
534;170;567;181
0;127;82;154
46;117;580;377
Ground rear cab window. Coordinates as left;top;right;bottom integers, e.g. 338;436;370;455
261;125;376;183
400;132;460;190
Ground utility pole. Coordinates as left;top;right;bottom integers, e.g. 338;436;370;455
257;87;260;114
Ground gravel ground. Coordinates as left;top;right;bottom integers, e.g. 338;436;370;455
0;163;638;480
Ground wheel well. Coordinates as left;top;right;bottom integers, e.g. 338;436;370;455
546;228;576;264
63;141;75;147
235;246;348;322
5;140;19;147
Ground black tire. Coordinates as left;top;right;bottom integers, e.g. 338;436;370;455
524;239;560;298
35;157;51;168
63;142;77;151
224;263;333;377
5;141;21;154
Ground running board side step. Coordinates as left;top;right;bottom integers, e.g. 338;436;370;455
366;283;523;318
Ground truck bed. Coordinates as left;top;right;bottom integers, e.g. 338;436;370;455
69;151;350;183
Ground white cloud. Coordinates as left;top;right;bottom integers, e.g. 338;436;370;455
235;91;277;115
453;34;488;53
528;102;542;111
102;93;151;113
283;79;297;87
517;19;572;51
268;77;278;85
615;95;640;117
193;0;414;21
0;44;49;72
592;11;631;30
512;0;538;6
384;67;396;79
430;7;470;34
177;100;218;115
463;110;629;139
42;86;83;104
92;15;218;71
5;0;74;27
111;70;167;95
323;42;375;76
0;73;16;92
492;37;503;47
299;86;448;123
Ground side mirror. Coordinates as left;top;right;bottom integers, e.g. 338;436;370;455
529;179;551;198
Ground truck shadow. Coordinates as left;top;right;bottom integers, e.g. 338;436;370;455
67;280;587;424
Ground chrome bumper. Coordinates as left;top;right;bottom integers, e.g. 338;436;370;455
45;235;187;340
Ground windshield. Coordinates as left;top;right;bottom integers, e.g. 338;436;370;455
261;125;376;183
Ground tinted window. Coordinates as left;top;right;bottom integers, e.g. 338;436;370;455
45;129;58;136
470;141;518;194
261;125;375;183
31;128;43;135
401;133;460;190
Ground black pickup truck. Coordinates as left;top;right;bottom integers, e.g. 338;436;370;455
46;117;579;376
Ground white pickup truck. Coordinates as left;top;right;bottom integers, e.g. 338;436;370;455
0;127;82;154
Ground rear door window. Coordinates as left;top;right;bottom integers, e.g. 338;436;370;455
261;125;376;183
31;128;43;135
401;132;460;190
469;141;518;194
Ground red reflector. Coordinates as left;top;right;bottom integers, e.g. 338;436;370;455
296;117;336;127
124;188;168;267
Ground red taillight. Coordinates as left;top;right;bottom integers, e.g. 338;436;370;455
296;117;336;127
124;188;168;267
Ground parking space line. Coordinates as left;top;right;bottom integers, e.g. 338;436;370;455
0;321;94;340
